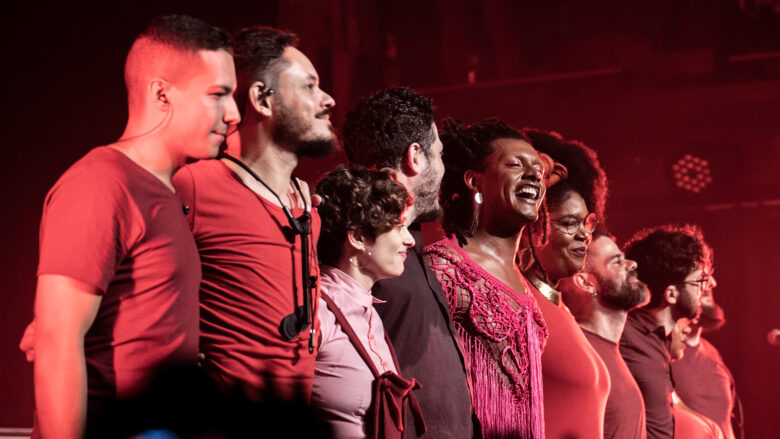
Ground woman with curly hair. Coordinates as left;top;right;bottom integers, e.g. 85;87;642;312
423;119;548;438
311;165;425;439
520;128;611;439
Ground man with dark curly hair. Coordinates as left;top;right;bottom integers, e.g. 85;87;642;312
619;224;713;439
671;269;740;439
342;88;475;438
173;26;337;403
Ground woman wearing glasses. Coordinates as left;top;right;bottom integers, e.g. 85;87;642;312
519;128;611;439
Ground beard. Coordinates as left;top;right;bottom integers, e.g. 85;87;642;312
272;98;338;158
674;286;701;320
411;162;443;223
598;270;650;311
698;301;726;332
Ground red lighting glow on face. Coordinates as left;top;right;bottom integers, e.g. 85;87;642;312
672;154;713;193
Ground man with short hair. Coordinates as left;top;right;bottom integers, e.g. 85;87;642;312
341;87;474;438
619;224;712;439
32;15;239;439
172;26;337;402
671;274;739;439
559;232;650;438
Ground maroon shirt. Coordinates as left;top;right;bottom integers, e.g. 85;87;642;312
671;338;736;438
583;329;647;439
619;308;675;439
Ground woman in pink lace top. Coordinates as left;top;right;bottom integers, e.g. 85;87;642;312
423;119;549;438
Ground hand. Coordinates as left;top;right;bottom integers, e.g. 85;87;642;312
19;319;36;362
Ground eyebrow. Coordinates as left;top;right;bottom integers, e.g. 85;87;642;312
209;85;234;93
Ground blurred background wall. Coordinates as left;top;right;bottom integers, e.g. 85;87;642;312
2;0;779;435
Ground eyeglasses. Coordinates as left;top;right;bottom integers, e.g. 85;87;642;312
549;213;598;235
678;276;713;291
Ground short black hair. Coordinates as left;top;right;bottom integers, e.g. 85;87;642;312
232;26;298;118
342;87;435;169
623;224;712;309
139;15;232;53
439;118;528;244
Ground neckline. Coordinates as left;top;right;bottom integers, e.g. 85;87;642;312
433;235;533;306
525;272;561;306
217;159;302;212
320;265;383;307
104;146;179;196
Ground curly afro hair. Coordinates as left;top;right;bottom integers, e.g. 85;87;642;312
522;128;608;223
342;87;435;169
315;165;412;266
623;224;713;309
439;118;529;245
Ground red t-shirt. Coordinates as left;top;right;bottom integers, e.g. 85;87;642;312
173;159;321;401
37;146;201;402
583;329;647;439
530;288;611;439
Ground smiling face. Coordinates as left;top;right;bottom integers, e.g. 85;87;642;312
168;49;240;160
536;191;592;282
364;219;416;283
477;137;545;230
270;47;337;158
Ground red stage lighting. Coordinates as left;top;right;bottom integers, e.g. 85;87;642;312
672;154;713;193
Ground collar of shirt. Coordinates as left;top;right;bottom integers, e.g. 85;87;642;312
629;307;668;340
320;265;385;307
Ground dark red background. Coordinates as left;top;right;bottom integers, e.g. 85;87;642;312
2;1;779;435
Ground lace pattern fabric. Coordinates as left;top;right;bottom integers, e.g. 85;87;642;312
424;236;548;439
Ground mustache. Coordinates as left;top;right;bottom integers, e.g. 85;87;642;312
316;109;331;118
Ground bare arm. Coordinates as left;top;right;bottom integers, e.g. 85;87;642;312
34;274;101;439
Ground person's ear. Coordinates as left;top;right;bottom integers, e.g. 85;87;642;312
664;285;679;305
463;169;481;193
403;142;425;176
149;79;171;110
574;272;598;296
346;228;368;252
248;81;273;117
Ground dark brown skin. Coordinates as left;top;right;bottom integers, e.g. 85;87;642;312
460;138;545;295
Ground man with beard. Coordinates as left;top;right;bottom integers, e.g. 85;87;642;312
341;87;476;438
671;272;740;439
559;232;651;439
172;26;337;402
619;224;712;439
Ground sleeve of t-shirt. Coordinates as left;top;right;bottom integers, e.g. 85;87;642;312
37;168;140;294
172;166;196;231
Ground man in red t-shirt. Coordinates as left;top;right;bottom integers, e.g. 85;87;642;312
172;26;337;402
560;232;651;439
30;15;239;439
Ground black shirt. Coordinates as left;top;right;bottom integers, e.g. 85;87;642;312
619;308;675;439
373;225;474;438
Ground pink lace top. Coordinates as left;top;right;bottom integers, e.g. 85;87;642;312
424;236;548;439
